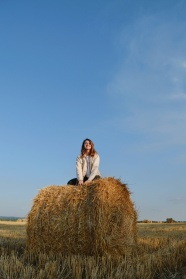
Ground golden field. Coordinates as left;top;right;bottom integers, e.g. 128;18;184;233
0;221;186;279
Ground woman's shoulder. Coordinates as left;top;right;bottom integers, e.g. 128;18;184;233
76;154;85;161
92;153;99;159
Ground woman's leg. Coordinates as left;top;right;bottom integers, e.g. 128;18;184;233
83;176;88;183
67;176;101;185
67;178;78;185
93;175;101;181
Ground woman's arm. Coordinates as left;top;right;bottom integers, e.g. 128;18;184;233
88;155;100;181
76;156;83;182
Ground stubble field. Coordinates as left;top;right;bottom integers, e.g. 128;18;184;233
0;221;186;279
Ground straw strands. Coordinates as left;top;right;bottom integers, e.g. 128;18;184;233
26;177;137;256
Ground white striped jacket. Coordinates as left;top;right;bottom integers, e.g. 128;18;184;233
76;153;101;181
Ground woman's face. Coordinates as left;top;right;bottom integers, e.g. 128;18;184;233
84;140;92;150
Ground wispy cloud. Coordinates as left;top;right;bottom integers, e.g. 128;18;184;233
108;14;186;100
169;196;186;204
170;92;186;100
174;153;186;164
107;9;186;150
180;61;186;68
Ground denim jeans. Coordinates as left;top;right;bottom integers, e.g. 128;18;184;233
67;175;101;186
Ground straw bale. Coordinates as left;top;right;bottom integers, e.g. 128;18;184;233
26;177;137;256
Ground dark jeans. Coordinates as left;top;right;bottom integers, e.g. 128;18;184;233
67;175;101;186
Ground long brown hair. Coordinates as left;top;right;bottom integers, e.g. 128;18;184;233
81;138;97;157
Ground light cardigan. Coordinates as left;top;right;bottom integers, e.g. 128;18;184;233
76;153;101;181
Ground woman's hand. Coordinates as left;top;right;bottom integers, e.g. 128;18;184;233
84;180;91;185
78;180;83;185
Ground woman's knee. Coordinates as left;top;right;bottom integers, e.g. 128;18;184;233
67;178;78;185
93;175;101;181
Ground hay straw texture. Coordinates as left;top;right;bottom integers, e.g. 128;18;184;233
26;177;137;256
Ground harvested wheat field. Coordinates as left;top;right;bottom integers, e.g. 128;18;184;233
0;221;186;278
26;177;137;256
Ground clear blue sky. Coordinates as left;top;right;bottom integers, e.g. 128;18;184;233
0;0;186;221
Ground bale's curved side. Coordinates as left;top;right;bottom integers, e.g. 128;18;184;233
26;177;137;256
88;177;137;255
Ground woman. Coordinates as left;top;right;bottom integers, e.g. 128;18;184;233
67;138;101;185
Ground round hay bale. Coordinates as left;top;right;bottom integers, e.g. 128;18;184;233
26;177;137;256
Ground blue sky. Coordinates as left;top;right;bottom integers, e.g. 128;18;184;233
0;0;186;221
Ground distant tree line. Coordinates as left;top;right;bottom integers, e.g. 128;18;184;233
0;216;20;221
138;218;186;223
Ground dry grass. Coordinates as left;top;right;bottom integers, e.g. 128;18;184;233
1;179;185;278
26;178;137;256
0;222;186;278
